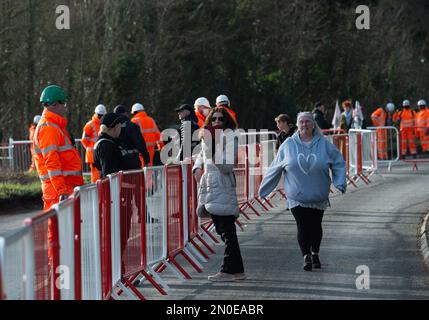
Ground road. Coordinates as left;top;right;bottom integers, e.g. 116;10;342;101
139;161;429;300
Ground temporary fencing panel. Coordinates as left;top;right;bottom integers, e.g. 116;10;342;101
54;198;77;300
144;166;167;266
97;178;112;299
120;170;146;278
367;126;400;163
109;173;122;290
25;210;61;300
75;184;102;300
165;165;184;258
0;227;33;299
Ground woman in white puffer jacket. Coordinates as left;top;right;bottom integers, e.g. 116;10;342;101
193;107;245;282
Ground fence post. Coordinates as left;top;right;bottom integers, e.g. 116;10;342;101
8;138;14;171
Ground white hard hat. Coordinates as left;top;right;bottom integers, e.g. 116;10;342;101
33;115;42;124
216;94;230;106
418;99;427;107
402;99;411;107
194;97;211;108
386;103;395;113
94;104;107;115
131;103;145;114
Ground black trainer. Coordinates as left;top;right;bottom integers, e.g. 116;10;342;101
312;254;321;269
303;255;312;271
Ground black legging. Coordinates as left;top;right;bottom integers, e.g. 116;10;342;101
290;206;324;256
211;214;244;274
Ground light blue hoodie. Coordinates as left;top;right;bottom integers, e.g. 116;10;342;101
259;131;346;209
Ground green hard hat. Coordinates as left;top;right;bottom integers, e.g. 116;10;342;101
40;85;68;105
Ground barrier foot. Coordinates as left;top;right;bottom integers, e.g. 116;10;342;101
116;281;140;300
235;219;245;232
239;207;252;220
262;196;275;209
277;190;287;199
140;269;168;295
122;278;146;300
162;259;187;281
201;225;220;244
347;175;358;188
181;249;203;273
168;256;192;279
253;197;270;211
246;202;261;216
195;234;216;254
188;240;209;261
148;265;171;292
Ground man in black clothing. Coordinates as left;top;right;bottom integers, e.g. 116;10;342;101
113;105;151;169
274;114;295;150
93;113;126;178
312;102;332;130
175;104;200;162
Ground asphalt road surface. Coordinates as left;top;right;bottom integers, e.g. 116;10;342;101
138;162;429;300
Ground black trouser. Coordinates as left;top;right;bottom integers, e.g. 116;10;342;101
211;215;244;274
290;206;324;257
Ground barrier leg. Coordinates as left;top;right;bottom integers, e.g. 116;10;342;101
180;249;203;273
239;206;252;220
252;197;270;211
122;278;146;300
147;265;171;292
201;225;220;244
188;239;209;261
163;260;186;281
235;219;245;231
168;256;192;279
195;234;216;254
140;270;168;295
261;196;274;208
246;202;261;216
116;281;140;300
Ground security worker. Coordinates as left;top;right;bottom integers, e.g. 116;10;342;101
130;103;164;166
28;114;41;172
114;105;151;169
371;104;390;160
81;104;107;182
34;85;84;210
393;100;417;158
416;100;429;153
194;97;211;128
216;94;238;127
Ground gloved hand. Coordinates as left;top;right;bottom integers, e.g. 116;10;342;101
59;194;69;201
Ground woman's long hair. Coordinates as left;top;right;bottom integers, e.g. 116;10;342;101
203;107;237;130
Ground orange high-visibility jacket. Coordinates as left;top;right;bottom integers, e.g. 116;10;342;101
371;107;387;127
416;108;429;133
131;111;164;149
219;106;238;127
81;114;101;163
195;111;206;128
33;110;84;196
29;124;36;154
393;109;416;130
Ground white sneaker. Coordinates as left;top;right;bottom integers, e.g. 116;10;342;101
208;272;236;282
233;273;247;280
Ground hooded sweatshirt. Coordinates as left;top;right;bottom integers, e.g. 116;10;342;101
259;131;346;210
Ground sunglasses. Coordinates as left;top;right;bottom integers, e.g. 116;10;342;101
211;116;224;122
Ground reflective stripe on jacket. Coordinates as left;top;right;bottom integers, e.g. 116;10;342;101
131;111;164;148
33;109;84;195
81;114;100;163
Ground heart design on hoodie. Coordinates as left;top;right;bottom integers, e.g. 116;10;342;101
297;153;317;175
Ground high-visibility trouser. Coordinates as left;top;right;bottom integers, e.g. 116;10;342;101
42;182;75;266
90;164;101;183
400;128;416;155
139;146;155;167
416;130;429;152
376;128;388;159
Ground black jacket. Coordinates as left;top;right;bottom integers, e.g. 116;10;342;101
313;109;332;130
178;113;200;160
93;133;126;178
276;128;295;150
117;117;151;169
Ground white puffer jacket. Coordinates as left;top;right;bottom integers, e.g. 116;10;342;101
192;132;240;218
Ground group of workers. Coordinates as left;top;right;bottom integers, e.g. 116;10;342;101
371;99;428;159
29;84;238;212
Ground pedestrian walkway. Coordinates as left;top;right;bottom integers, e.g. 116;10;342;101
138;164;429;300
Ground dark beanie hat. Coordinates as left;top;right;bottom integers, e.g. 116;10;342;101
114;105;127;115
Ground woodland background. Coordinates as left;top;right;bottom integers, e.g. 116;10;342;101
0;0;428;140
